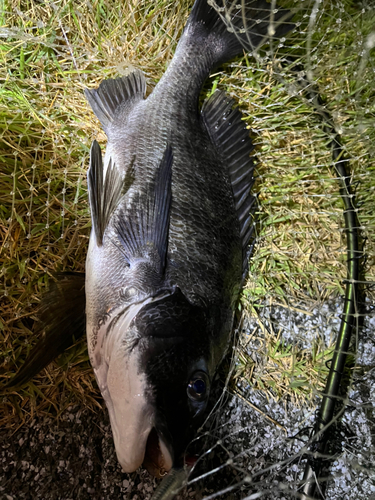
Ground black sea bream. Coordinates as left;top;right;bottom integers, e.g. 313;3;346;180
84;0;292;477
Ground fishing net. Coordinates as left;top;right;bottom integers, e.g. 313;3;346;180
0;0;374;499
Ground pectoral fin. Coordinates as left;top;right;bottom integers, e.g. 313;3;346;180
115;145;173;274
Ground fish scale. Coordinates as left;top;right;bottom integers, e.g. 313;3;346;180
102;106;240;311
84;0;290;476
96;0;291;476
6;0;294;487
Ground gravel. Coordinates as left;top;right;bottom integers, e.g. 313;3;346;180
1;299;374;499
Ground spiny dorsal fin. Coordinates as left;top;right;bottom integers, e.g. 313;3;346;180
115;145;173;274
4;273;86;389
84;69;146;134
88;140;123;246
202;90;257;273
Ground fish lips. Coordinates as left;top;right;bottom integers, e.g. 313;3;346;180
143;423;174;478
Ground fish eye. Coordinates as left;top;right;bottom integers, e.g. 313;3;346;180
120;286;138;300
187;371;209;401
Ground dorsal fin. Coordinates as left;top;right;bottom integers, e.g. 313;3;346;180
202;90;257;273
115;145;173;274
88;140;123;246
84;69;146;134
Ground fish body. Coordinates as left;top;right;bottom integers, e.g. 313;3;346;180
84;0;292;477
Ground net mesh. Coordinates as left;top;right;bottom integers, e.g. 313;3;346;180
0;0;374;498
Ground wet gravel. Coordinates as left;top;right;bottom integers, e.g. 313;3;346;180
0;406;160;500
1;299;374;499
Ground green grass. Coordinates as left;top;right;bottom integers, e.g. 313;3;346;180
234;305;335;406
0;0;374;426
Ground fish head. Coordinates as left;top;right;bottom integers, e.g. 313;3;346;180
135;290;215;475
88;280;218;477
140;338;212;477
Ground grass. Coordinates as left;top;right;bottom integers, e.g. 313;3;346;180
234;307;334;407
0;0;374;428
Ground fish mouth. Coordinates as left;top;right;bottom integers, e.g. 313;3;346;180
143;427;173;478
90;296;175;476
88;293;178;476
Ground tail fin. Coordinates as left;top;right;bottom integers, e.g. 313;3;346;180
186;0;294;64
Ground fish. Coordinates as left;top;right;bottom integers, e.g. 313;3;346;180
83;0;292;477
4;0;293;482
